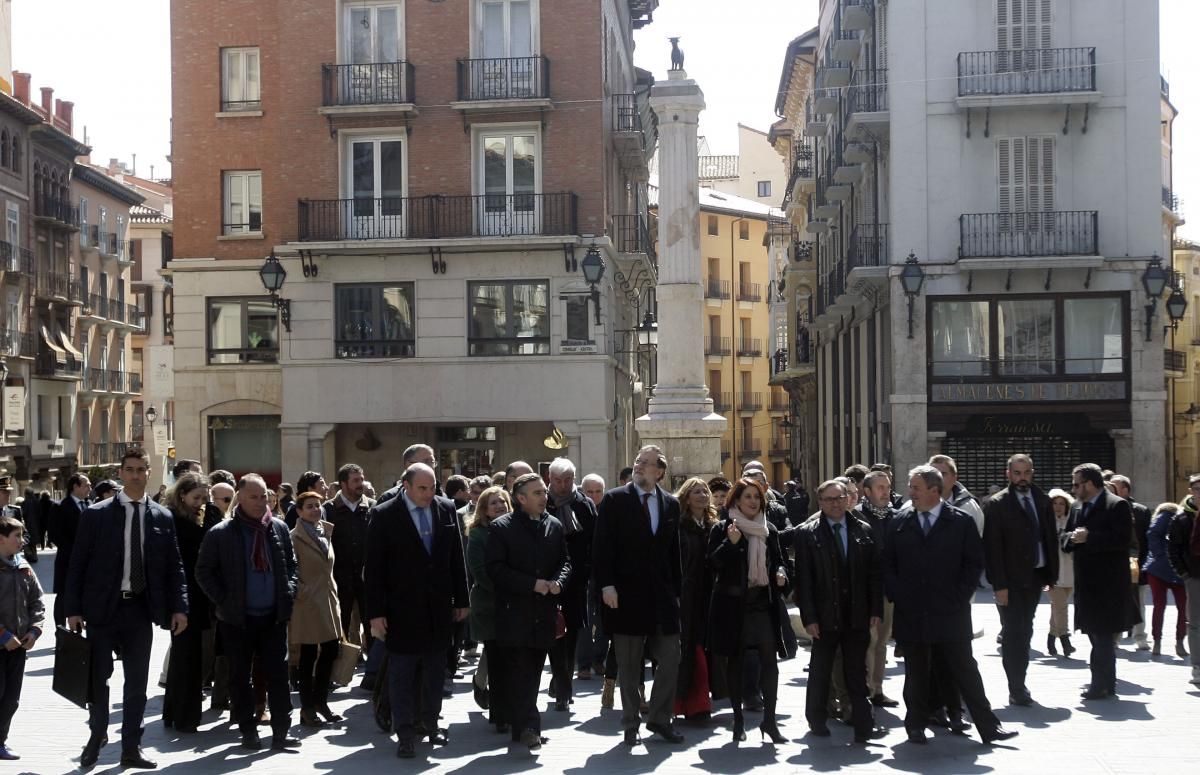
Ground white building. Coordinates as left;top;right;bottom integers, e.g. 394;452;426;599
795;0;1168;500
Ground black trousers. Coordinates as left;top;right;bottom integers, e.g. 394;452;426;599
0;649;26;745
1086;631;1117;693
297;639;340;710
998;585;1042;695
493;645;546;740
726;638;779;718
219;616;291;737
806;628;872;735
901;640;999;735
162;624;205;730
549;628;579;703
87;596;154;752
387;649;445;741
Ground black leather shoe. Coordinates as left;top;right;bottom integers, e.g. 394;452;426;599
947;714;970;734
424;727;450;746
80;735;107;768
1081;687;1115;700
396;739;416;758
980;726;1019;744
645;721;684;743
854;727;885;744
623;728;642;746
271;735;301;750
870;693;899;708
928;709;951;728
1009;690;1034;706
906;729;928;745
519;729;543;751
240;730;261;750
119;749;158;769
808;724;831;737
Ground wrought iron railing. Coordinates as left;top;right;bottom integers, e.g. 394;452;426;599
34;195;81;228
736;338;763;357
456;56;550;101
613;93;641;132
0;328;32;358
737;282;762;303
713;392;733;412
611;214;654;258
322;61;415;106
849;223;888;269
957;47;1096;97
704;336;732;356
705;279;731;300
1163;186;1182;213
739;392;763;411
959;211;1099;258
846;68;888;115
0;241;33;277
297;193;579;241
1165;349;1187;372
739;437;763;458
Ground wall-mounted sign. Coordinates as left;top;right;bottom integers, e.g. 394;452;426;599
930;381;1126;404
2;387;24;432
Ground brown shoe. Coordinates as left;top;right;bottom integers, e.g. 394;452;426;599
601;678;616;710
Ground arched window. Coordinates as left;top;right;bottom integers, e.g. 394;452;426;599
0;130;8;170
9;136;18;172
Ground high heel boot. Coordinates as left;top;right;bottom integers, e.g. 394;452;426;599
1047;634;1058;656
759;703;787;744
732;706;747;742
1060;635;1075;657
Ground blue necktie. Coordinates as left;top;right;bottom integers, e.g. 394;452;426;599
832;521;847;559
417;507;433;553
1022;496;1045;567
921;511;932;536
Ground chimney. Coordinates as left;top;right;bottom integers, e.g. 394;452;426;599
109;158;119;173
13;72;31;105
59;101;74;134
40;86;53;116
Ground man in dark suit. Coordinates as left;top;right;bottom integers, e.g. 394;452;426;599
883;465;1015;746
63;448;188;770
795;479;883;743
982;453;1059;706
592;444;685;746
325;463;375;651
1064;463;1140;699
365;462;469;759
49;473;91;627
196;473;299;751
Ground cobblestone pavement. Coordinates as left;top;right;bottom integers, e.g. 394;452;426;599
9;550;1199;774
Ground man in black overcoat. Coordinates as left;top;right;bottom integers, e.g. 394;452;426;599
592;444;684;746
883;465;1016;746
50;472;91;626
1064;463;1141;699
365;463;468;758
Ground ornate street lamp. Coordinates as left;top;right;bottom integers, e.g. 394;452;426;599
898;252;925;339
581;245;606;325
258;250;292;333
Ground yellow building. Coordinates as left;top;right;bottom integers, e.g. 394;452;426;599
1170;241;1199;499
694;189;791;486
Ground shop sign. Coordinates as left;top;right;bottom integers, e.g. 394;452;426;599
930;381;1126;404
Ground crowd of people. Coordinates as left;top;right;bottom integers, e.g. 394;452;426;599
0;443;1197;766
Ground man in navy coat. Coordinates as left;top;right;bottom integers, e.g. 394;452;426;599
64;448;188;770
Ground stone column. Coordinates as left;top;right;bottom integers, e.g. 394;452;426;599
635;69;727;483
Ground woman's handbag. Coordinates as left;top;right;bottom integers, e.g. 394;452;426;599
331;640;361;687
555;608;567;639
1129;557;1141;585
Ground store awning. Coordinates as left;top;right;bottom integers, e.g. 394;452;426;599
59;330;84;359
40;325;66;359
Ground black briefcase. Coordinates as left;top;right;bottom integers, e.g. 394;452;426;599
53;627;92;709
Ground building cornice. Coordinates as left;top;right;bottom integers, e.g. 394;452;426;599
74;164;147;206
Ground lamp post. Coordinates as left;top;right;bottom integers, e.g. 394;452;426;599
1142;254;1168;341
581;245;606;325
899;252;925;339
1165;287;1188;335
636;309;659;348
258;250;292;332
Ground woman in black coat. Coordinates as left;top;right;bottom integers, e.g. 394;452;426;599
707;478;791;744
674;477;717;722
162;473;216;733
485;473;571;752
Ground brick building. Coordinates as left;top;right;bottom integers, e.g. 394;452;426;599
169;0;660;485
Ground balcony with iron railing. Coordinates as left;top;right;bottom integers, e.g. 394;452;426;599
957;47;1097;98
739;437;763;459
737;282;761;303
0;241;34;279
107;369;126;393
613;93;642;134
1163;186;1183;215
704;336;732;357
0;327;33;359
845;68;888;119
83;367;108;392
770;435;790;457
738;392;763;411
130;373;143;393
705;279;731;300
456;56;550;102
1165;349;1187;374
721;440;732;461
34;194;81;229
959;211;1099;258
322;61;415;108
35;350;83;380
297;193;579;241
849;223;888;269
841;0;875;30
736;338;763;358
611;214;655;260
36;268;79;302
713;391;733;413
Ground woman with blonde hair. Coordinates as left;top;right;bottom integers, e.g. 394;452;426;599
466;486;512;731
673;477;718;722
1045;488;1076;657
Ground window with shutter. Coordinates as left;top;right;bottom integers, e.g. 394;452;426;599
998;136;1056;242
996;0;1052;73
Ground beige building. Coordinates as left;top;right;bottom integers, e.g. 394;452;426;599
698;124;789;208
1169;241;1198;499
690;188;791;485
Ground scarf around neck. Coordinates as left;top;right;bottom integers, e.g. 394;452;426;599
302;518;329;555
236;506;272;572
728;505;769;587
550;490;582;535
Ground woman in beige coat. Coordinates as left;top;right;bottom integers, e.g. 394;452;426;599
289;491;344;726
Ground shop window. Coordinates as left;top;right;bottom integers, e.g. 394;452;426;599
930;300;990;376
998;299;1055;375
1063;297;1123;374
468;280;549;355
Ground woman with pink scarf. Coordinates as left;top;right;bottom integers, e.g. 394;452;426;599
706;478;792;745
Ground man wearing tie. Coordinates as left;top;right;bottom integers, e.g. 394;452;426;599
49;473;91;626
1063;463;1140;699
592;445;685;746
882;465;1015;746
365;463;468;759
982;454;1059;706
64;449;188;770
